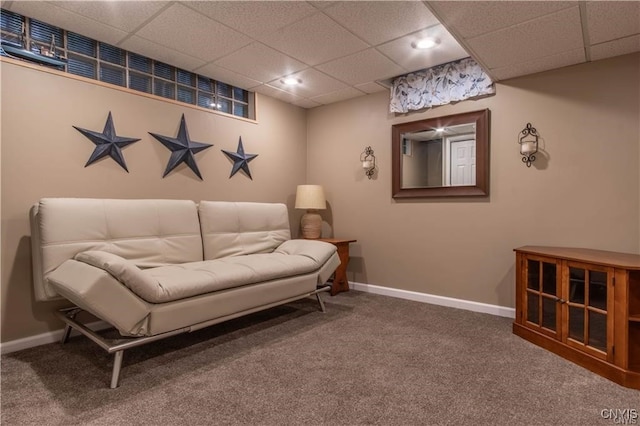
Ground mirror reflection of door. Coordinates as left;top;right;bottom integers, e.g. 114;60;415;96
445;135;476;186
400;124;476;189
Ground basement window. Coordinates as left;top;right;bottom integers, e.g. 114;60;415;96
0;9;255;120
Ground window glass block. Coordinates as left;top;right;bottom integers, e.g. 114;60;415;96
1;10;24;45
68;32;96;57
99;42;125;66
154;79;175;99
197;92;214;109
197;76;214;93
154;61;175;81
218;98;231;114
233;103;248;118
177;86;195;104
67;53;97;79
177;69;195;87
129;52;152;74
217;82;232;98
233;87;248;102
29;19;63;47
129;71;152;93
100;64;125;87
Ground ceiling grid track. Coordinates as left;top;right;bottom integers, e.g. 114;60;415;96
578;1;592;62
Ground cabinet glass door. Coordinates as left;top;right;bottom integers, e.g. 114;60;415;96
565;262;613;360
525;258;560;336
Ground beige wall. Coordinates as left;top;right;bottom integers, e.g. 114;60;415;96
307;53;640;308
2;53;639;344
1;60;308;342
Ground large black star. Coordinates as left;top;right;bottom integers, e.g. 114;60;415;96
222;137;258;180
73;112;140;172
149;114;213;180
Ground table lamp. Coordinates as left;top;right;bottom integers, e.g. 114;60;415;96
295;184;326;239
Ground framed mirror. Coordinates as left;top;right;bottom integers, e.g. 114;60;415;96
392;109;490;198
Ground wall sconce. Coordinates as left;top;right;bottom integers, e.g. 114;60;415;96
519;123;539;167
361;146;375;179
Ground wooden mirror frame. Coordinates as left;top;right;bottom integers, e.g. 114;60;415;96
392;109;490;198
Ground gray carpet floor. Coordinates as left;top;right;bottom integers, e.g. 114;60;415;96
1;291;638;425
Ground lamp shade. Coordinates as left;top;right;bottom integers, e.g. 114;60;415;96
295;185;326;210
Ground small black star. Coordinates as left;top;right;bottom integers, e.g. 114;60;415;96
149;114;213;180
222;137;258;180
73;112;140;172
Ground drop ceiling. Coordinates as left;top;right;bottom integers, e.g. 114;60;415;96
3;1;639;109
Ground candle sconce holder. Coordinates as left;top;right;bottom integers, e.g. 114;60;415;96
360;146;376;179
519;123;539;167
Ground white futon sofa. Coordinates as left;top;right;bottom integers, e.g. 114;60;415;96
30;198;340;388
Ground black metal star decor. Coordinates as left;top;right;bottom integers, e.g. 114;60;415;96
149;114;213;180
73;111;140;172
222;137;258;180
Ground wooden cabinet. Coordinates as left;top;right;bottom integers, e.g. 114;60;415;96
317;238;356;296
514;246;640;389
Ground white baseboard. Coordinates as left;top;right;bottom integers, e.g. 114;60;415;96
350;282;516;319
0;320;111;355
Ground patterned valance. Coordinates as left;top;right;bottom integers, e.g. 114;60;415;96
390;57;495;113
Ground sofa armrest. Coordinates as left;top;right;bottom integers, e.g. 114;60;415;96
47;260;151;336
274;239;336;264
275;240;340;285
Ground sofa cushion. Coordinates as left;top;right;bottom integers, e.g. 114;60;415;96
143;246;333;303
72;241;336;304
198;201;291;260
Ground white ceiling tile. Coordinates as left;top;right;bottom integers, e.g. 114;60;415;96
184;1;316;38
308;1;337;10
52;1;168;33
213;43;307;84
310;87;367;105
466;6;584;69
315;48;405;86
119;35;206;71
193;63;262;90
135;3;252;62
586;1;640;44
591;34;640;61
260;12;368;65
355;82;388;94
489;48;585;81
253;84;307;104
427;1;576;39
10;1;128;45
377;25;469;73
323;1;440;46
291;98;323;109
268;68;349;98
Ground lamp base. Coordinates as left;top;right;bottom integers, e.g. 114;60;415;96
300;211;322;239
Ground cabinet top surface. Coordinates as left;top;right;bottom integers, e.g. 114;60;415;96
515;246;640;269
318;238;357;244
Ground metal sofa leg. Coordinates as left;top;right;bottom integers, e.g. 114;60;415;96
61;325;73;344
110;350;124;389
316;292;326;313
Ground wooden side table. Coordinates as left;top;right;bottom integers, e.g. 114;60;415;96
318;238;356;296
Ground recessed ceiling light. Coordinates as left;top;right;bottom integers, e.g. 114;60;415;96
282;77;302;85
411;38;439;50
435;127;445;132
